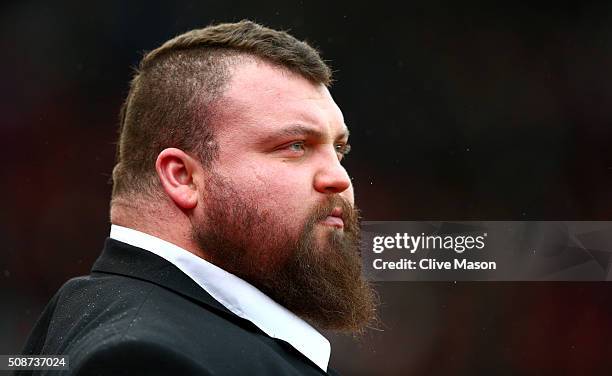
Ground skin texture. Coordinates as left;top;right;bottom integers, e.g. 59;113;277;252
112;58;376;331
196;59;353;250
118;59;353;258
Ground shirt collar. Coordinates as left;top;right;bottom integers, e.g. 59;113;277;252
109;224;331;372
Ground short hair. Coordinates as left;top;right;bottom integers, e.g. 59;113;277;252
111;20;332;202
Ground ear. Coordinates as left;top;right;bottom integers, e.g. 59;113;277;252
155;148;199;210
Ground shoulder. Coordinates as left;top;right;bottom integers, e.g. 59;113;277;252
59;274;260;365
70;337;209;376
36;274;323;375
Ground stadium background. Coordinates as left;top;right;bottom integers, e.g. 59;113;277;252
1;1;611;374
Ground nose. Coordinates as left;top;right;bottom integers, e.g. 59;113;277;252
313;152;352;194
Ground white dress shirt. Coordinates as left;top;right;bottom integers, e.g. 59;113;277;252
110;224;331;371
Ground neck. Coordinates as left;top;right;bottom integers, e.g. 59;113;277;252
110;199;207;259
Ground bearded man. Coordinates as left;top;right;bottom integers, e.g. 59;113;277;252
18;20;376;376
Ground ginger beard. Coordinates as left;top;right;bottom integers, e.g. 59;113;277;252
192;172;377;332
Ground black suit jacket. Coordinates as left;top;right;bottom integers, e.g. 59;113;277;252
18;238;338;375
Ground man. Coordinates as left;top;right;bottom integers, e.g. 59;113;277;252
18;20;376;375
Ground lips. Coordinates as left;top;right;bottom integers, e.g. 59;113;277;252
320;207;344;228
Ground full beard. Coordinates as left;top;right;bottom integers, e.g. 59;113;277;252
192;172;377;333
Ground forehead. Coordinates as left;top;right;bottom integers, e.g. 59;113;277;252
214;59;347;138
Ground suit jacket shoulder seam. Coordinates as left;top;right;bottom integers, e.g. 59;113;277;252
118;284;156;342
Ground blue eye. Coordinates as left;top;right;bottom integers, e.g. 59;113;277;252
288;141;305;151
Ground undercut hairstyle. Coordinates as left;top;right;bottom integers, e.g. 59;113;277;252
110;20;332;203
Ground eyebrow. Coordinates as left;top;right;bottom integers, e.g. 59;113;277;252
262;124;350;143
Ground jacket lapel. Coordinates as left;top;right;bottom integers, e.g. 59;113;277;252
91;238;247;326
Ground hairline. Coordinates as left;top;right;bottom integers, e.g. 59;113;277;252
111;52;328;207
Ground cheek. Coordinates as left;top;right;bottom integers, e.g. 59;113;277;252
230;164;315;221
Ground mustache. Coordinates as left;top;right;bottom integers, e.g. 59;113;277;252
307;195;360;227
